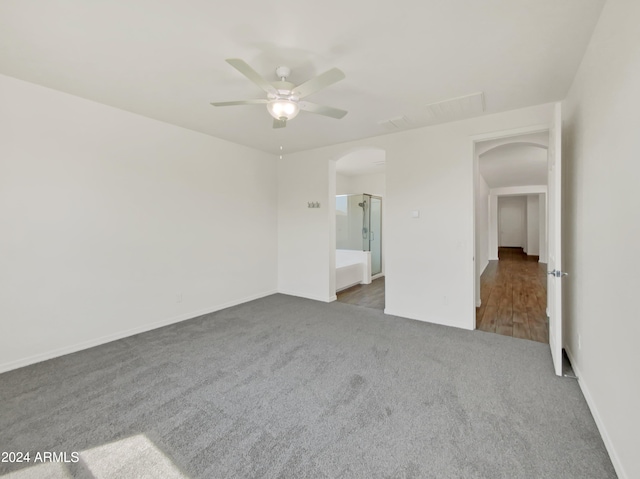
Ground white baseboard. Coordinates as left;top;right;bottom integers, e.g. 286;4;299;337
383;308;474;331
277;290;335;303
0;289;277;374
565;347;628;479
336;282;361;292
476;299;482;307
480;261;489;275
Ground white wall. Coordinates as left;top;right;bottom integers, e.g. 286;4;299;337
488;186;547;260
278;154;335;302
0;74;278;372
348;172;386;197
562;1;640;477
336;195;367;251
335;172;386;197
474;173;490;306
278;103;553;330
538;193;548;263
497;195;542;253
498;196;526;247
526;195;540;256
336;173;353;195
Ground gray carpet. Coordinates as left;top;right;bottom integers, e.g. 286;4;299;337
0;294;616;478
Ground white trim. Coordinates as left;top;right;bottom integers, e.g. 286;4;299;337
469;123;551;143
480;260;489;275
470;135;478;331
565;347;628;479
336;283;360;293
278;290;336;303
384;308;475;331
476;299;482;308
0;289;278;374
491;185;547;196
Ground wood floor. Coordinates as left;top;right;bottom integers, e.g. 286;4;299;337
476;247;549;343
337;253;546;343
337;276;385;310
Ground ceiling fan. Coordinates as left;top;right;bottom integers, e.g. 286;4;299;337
211;58;348;129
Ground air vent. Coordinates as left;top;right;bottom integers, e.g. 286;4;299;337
378;115;412;130
378;92;485;132
424;92;485;122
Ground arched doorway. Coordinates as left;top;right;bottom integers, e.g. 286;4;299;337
332;147;386;309
473;130;550;343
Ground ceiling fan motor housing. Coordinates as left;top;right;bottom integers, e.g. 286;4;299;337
270;81;297;102
275;65;291;80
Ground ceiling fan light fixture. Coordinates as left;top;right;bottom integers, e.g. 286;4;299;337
212;59;347;129
267;99;299;120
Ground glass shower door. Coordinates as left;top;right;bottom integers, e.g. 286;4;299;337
335;193;382;276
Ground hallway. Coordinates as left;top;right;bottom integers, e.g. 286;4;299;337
476;248;548;343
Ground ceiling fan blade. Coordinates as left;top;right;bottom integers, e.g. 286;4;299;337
226;59;278;96
273;119;287;129
210;99;268;107
299;101;348;119
292;68;345;98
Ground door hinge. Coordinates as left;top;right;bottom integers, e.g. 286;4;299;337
547;270;568;278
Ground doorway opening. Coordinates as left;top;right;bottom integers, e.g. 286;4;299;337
473;129;550;342
333;148;386;310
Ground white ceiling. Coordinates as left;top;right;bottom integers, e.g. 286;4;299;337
0;0;605;154
336;149;386;177
476;131;549;156
479;142;548;188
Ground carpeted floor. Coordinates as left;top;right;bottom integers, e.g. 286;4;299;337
0;294;616;478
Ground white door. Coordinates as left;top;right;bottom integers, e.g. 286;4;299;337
498;196;526;247
547;102;564;376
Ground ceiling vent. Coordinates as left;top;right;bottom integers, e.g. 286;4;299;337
423;92;485;122
378;92;485;132
378;115;412;130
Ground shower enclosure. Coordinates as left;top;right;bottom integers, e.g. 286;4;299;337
336;194;382;276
